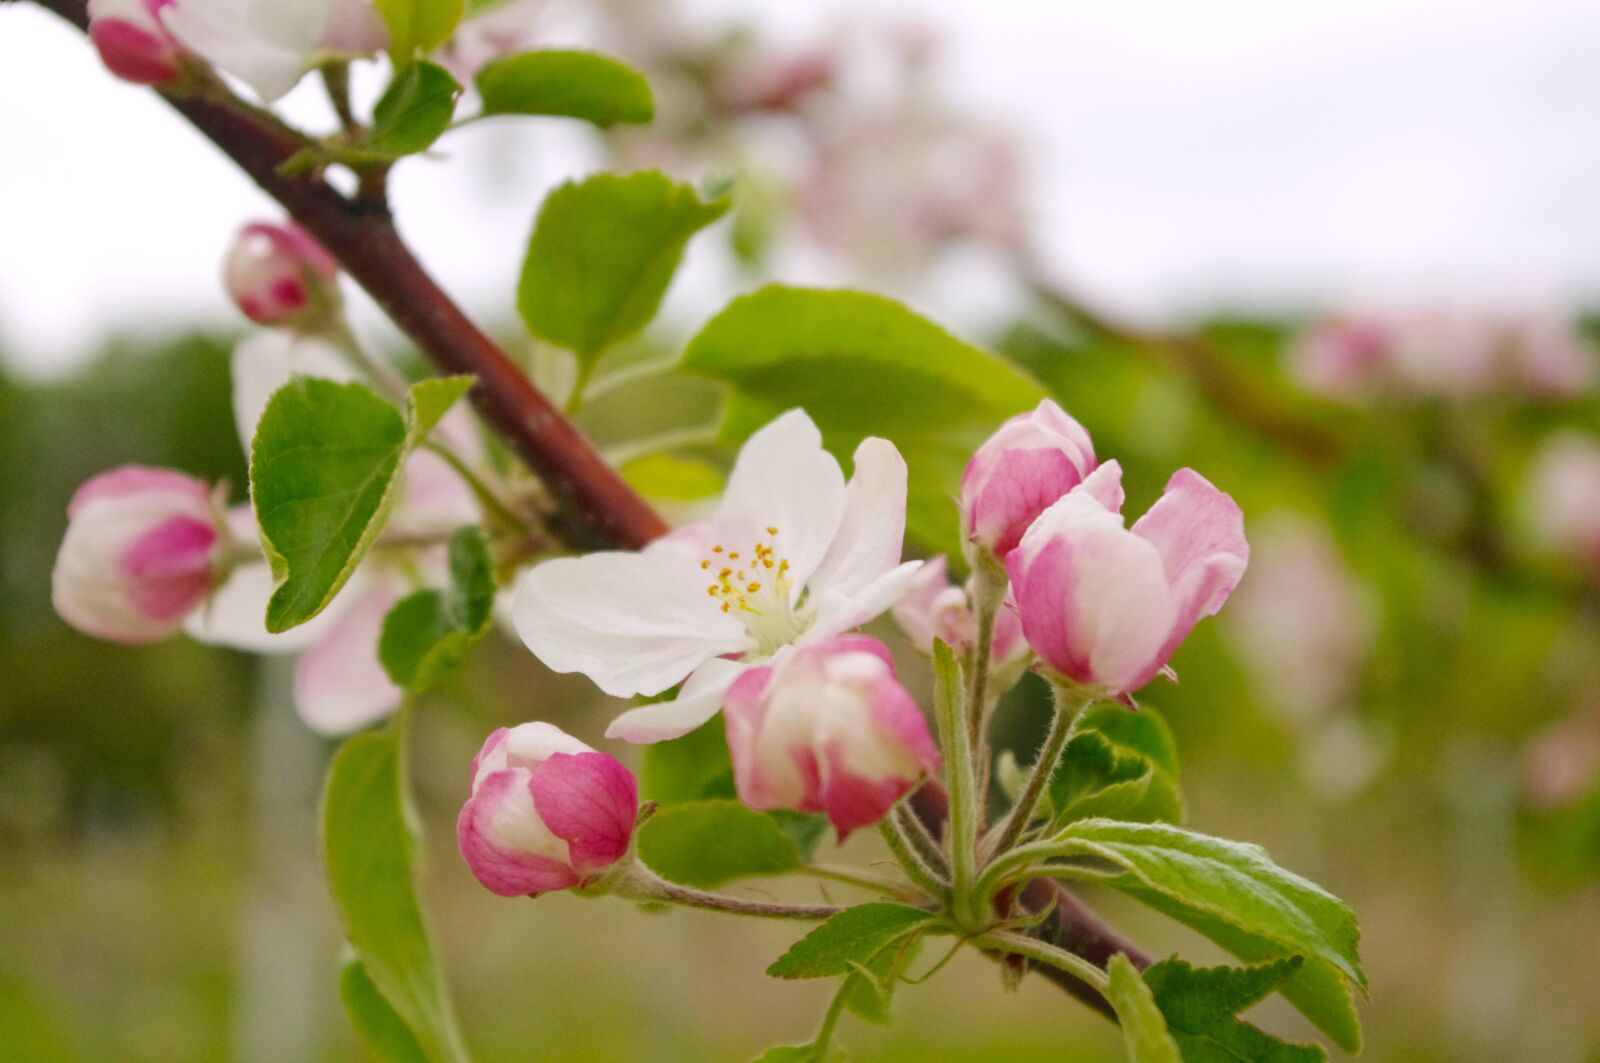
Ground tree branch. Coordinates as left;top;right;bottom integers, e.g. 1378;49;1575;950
30;0;667;552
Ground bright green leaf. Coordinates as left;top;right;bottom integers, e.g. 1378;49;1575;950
1047;821;1366;991
1144;957;1327;1062
339;954;430;1063
367;62;461;157
322;724;468;1063
638;717;736;804
477;50;653;126
1106;953;1181;1063
637;800;801;887
518;171;728;367
251;376;471;633
1049;730;1182;826
621;452;724;501
1082;703;1181;780
766;904;933;980
377;526;495;692
376;0;464;65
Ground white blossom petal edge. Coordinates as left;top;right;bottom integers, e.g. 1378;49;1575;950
513;409;922;743
162;0;388;102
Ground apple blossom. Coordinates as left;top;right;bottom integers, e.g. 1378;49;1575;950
87;0;183;85
160;0;388;103
224;222;341;330
724;635;939;839
52;465;226;644
515;409;922;744
892;555;1025;667
1528;431;1600;570
457;723;638;897
1006;461;1249;697
960;398;1096;559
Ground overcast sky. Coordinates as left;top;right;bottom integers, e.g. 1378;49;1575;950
3;0;1600;376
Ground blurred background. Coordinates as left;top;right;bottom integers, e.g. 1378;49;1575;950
4;0;1600;1060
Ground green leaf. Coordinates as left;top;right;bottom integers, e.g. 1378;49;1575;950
322;724;468;1063
367;62;461;157
636;800;801;887
375;0;464;64
766;904;933;980
1144;957;1327;1062
378;526;495;692
1049;730;1181;826
638;716;736;804
681;286;1045;558
518;171;728;367
620;452;724;501
842;936;922;1024
1082;703;1181;780
477;50;653;126
339;955;430;1063
1132;898;1363;1055
1047;821;1366;991
251;376;471;633
1106;953;1181;1063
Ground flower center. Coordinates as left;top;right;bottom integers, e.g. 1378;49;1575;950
700;526;812;655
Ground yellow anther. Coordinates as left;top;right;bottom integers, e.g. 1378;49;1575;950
767;526;778;535
712;545;724;553
747;582;761;593
728;551;740;560
721;602;731;612
700;559;710;570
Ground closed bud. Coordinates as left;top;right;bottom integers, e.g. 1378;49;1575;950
960;398;1096;560
87;0;183;86
223;222;341;329
892;554;1026;667
52;466;225;644
1006;461;1249;697
457;724;638;897
724;636;939;839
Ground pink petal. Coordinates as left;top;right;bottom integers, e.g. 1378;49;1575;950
456;771;581;897
292;579;403;736
529;752;638;874
69;465;210;518
119;514;218;621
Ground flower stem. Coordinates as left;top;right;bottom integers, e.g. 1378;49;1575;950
973;929;1110;995
894;802;949;877
965;553;1007;745
986;683;1094;862
614;864;844;920
878;817;947;900
932;640;982;930
801;863;928;903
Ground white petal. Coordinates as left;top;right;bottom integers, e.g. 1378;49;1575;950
810;560;924;642
809;437;909;599
231;332;355;458
514;545;750;698
718;409;847;594
293;577;403;735
604;657;749;743
184;559;339;653
161;0;315;101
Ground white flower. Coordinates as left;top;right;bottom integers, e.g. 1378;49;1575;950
514;409;922;743
161;0;388;102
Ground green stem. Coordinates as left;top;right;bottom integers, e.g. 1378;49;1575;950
893;803;949;876
986;684;1094;861
932;640;981;930
973;837;1075;903
810;972;856;1058
877;818;947;900
614;864;843;920
801;863;927;902
965;553;1006;745
973;929;1110;995
324;316;413;403
420;440;529;535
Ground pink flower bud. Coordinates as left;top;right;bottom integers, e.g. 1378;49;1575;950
87;0;183;86
1528;431;1600;571
223;222;341;329
961;399;1096;558
52;465;224;644
1006;462;1248;697
892;555;1026;666
724;636;940;839
457;723;639;897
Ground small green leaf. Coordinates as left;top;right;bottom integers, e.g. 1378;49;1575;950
339;955;429;1063
477;50;653;126
518;171;728;368
251;376;471;633
636;800;801;887
1048;821;1366;991
376;0;464;64
621;452;724;501
843;936;922;1024
1049;730;1182;826
1107;953;1181;1063
766;904;933;980
322;724;468;1063
367;62;461;157
378;526;495;692
1082;704;1181;780
639;717;736;804
1144;957;1327;1062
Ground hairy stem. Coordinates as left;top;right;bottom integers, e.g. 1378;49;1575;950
614;865;844;920
801;864;928;903
878;817;948;900
974;930;1110;995
986;684;1094;862
931;641;981;929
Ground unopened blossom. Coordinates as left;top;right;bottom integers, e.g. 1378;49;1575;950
457;723;638;897
1528;431;1600;570
87;0;183;85
724;636;939;839
515;409;922;743
960;398;1096;558
161;0;388;102
224;222;341;330
892;555;1025;666
52;466;226;644
1006;461;1249;697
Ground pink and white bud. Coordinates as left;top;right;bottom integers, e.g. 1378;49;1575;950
724;636;940;839
224;222;341;329
892;555;1026;666
1528;431;1600;571
88;0;183;85
457;723;638;897
1006;462;1249;697
961;399;1096;559
52;466;225;644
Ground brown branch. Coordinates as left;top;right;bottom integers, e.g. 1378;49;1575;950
30;0;666;552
